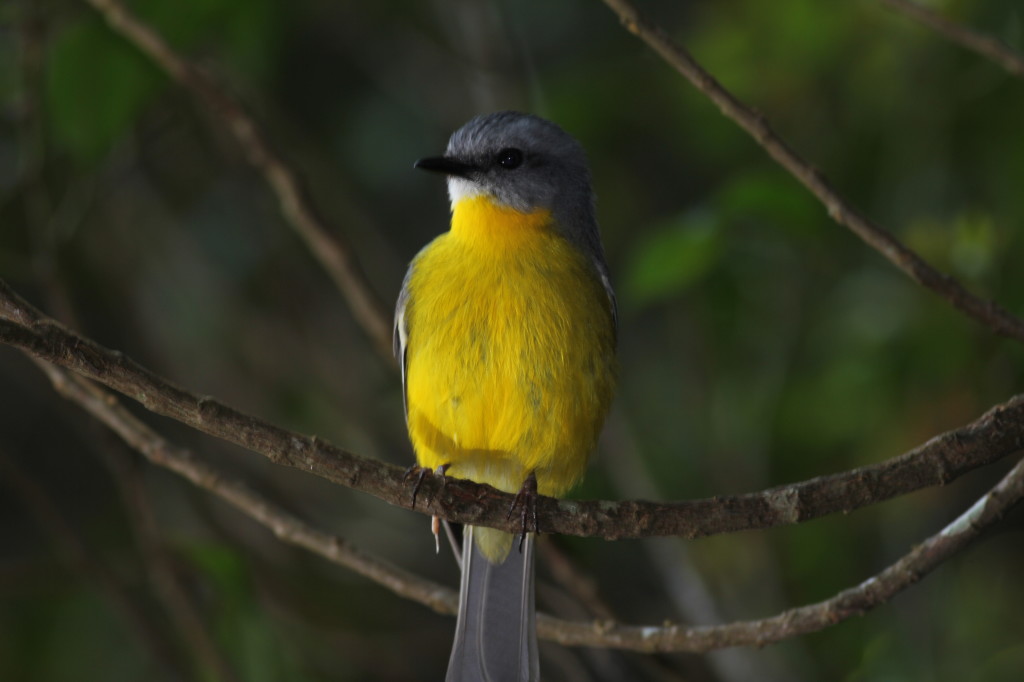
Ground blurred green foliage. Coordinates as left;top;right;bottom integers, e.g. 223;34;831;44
1;0;1023;680
46;17;163;162
623;209;723;305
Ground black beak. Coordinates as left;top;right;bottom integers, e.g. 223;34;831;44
414;156;476;178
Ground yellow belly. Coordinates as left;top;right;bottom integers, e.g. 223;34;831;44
404;197;617;502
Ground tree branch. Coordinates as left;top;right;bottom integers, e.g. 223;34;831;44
540;453;1024;651
31;359;459;616
599;0;1024;343
32;352;1024;653
27;0;1024;658
78;0;394;360
883;0;1024;79
2;279;1021;541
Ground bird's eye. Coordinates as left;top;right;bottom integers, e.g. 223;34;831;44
496;147;523;170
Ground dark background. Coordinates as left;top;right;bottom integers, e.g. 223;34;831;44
1;0;1023;680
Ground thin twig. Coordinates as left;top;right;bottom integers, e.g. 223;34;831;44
883;0;1024;79
35;357;1024;652
33;360;459;616
78;0;394;360
13;8;240;672
600;0;1024;343
1;279;1021;541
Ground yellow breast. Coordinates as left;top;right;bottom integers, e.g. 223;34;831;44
404;196;616;499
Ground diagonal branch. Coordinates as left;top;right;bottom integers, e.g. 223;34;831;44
541;453;1024;651
883;0;1024;79
34;354;1024;652
33;360;458;616
2;279;1021;542
78;0;394;360
600;0;1024;343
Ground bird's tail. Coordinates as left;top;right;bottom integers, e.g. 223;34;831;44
446;525;538;682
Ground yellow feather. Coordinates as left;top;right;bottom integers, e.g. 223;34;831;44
404;196;616;560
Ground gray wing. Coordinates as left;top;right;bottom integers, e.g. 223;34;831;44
394;265;414;421
592;255;618;345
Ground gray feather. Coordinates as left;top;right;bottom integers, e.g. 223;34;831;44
393;264;414;421
447;526;538;682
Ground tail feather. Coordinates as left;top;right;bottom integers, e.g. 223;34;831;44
446;526;538;682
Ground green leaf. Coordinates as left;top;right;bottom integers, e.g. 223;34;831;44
950;211;997;279
715;169;820;238
622;210;722;306
46;18;164;163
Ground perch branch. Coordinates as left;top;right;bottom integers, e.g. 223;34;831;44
540;453;1024;651
31;360;458;615
2;279;1021;541
30;358;1024;652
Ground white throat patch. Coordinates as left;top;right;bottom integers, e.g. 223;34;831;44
447;177;484;207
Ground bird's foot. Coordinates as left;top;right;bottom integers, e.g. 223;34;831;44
403;464;429;509
404;464;451;553
507;472;539;553
404;462;451;509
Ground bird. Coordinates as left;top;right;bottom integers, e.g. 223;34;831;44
395;111;617;681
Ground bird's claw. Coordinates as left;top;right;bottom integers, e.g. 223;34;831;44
403;464;430;510
405;464;452;551
507;472;539;553
404;462;452;509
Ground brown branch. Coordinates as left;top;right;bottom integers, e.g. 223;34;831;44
2;279;1021;542
36;356;1024;653
541;453;1024;651
600;0;1024;343
32;360;459;616
883;0;1024;79
22;1;1024;655
78;0;394;360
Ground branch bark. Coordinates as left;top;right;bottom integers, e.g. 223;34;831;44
883;0;1024;79
79;0;394;360
600;0;1024;343
2;279;1021;542
30;0;1023;658
540;453;1024;651
31;360;459;616
30;353;1024;653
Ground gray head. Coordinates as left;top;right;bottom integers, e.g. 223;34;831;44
415;112;603;256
